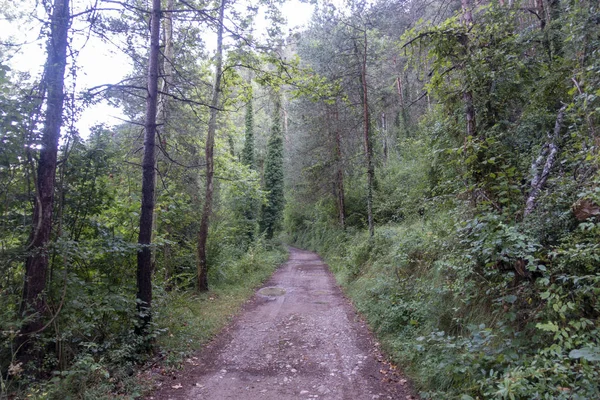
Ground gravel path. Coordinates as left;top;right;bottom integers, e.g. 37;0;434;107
149;247;415;400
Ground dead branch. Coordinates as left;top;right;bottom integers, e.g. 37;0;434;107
524;105;567;217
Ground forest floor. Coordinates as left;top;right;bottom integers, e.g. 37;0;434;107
146;247;417;400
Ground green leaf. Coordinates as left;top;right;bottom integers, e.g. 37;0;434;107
536;322;559;332
540;291;551;300
568;348;600;362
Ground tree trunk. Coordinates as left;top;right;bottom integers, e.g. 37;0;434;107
197;0;225;292
334;102;346;229
547;0;563;58
381;112;388;164
357;30;374;238
18;0;70;358
461;0;477;138
136;0;161;335
535;0;547;30
152;0;175;275
394;64;410;136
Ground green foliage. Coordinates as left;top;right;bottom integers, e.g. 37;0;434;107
287;2;600;399
373;138;431;223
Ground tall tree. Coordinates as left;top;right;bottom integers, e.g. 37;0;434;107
18;0;70;357
136;0;161;334
241;88;257;243
332;101;346;228
242;88;255;169
197;0;226;292
355;28;375;237
151;0;175;272
260;93;285;240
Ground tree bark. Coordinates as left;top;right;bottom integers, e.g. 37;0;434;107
547;0;563;58
136;0;161;335
197;0;225;292
357;30;374;238
19;0;70;358
381;112;388;164
461;0;477;138
152;0;175;276
535;0;547;30
334;102;346;229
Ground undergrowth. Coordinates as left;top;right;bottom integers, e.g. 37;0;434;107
2;241;287;400
286;200;600;399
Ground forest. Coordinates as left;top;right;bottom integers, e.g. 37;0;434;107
0;0;599;398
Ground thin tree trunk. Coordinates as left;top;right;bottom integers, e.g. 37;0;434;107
461;0;476;138
152;0;174;274
197;0;225;292
381;112;388;163
18;0;70;358
357;30;374;238
547;0;563;58
535;0;547;30
333;102;345;229
136;0;161;335
395;68;410;135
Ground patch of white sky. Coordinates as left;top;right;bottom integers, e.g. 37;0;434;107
0;0;315;138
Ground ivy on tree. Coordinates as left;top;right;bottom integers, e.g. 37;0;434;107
260;93;285;240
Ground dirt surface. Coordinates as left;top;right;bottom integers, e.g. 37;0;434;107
149;247;416;400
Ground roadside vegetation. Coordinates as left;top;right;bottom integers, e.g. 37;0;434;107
285;2;600;398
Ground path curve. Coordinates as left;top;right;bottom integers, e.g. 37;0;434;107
149;247;415;400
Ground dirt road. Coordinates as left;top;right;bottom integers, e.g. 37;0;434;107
149;247;414;400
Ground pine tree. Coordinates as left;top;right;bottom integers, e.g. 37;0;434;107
260;94;285;240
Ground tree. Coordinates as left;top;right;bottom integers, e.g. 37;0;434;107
197;0;226;292
460;0;476;138
242;88;255;169
331;101;346;228
151;0;175;272
260;93;285;240
240;87;258;243
18;0;70;358
136;0;161;334
355;27;375;237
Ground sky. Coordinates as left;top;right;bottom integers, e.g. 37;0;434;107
0;0;314;137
